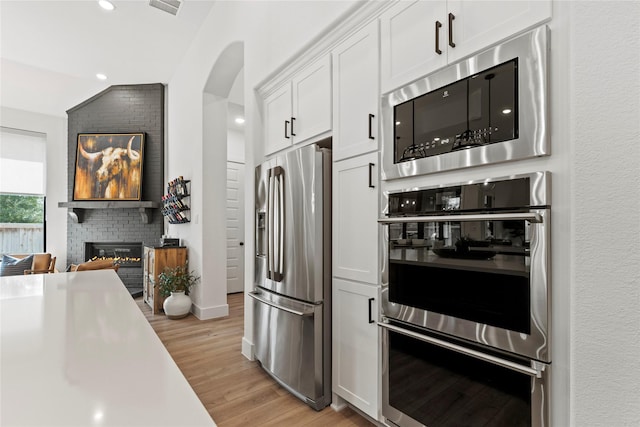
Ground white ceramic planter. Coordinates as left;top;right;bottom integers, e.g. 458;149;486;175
163;291;192;319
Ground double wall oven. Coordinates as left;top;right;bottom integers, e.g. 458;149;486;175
379;172;551;427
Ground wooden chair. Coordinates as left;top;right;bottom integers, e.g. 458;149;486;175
72;259;119;272
13;253;57;275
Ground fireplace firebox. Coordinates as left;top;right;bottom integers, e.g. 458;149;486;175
84;242;143;268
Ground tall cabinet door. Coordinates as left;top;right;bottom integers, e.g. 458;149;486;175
332;278;379;419
332;20;380;161
446;0;552;63
291;55;332;144
332;152;379;284
380;0;447;94
264;83;292;155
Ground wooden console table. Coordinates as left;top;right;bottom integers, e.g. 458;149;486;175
143;245;188;314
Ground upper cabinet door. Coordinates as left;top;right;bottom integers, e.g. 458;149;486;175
332;20;380;162
292;55;332;144
264;84;293;155
446;0;552;63
380;0;551;94
380;0;447;94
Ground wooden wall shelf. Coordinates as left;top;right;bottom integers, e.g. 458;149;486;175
58;201;160;223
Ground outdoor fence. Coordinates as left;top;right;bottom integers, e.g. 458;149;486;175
0;223;44;256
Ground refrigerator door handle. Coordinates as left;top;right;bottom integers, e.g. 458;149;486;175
267;172;275;279
248;291;314;317
277;169;285;278
268;166;284;282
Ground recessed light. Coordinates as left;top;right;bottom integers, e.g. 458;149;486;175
235;117;245;124
98;0;115;11
96;73;107;80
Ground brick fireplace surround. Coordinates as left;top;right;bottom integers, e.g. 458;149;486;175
64;84;165;296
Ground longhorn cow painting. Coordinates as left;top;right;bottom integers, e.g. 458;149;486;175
73;133;144;201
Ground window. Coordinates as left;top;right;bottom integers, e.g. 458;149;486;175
0;127;46;256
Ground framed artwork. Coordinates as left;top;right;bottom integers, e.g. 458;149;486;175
73;133;145;201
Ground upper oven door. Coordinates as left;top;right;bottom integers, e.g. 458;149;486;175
379;173;551;362
381;25;548;180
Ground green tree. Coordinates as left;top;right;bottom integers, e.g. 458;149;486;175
0;194;44;223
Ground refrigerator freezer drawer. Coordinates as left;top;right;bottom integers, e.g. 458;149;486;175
250;290;328;409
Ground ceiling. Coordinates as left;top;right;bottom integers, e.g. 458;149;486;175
0;0;221;118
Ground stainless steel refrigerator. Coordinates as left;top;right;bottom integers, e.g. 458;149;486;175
249;142;331;410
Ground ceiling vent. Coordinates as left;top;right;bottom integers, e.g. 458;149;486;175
149;0;182;16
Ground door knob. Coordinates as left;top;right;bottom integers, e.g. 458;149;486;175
239;242;244;246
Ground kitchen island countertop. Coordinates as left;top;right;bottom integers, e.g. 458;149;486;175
1;270;215;426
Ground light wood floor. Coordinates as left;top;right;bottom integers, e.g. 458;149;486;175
136;293;374;427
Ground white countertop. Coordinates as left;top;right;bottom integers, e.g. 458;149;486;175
0;270;216;427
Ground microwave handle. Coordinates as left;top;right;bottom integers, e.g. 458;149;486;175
378;212;543;224
378;321;544;378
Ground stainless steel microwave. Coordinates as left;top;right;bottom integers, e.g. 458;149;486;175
381;26;549;180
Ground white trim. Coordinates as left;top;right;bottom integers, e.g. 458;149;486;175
0;126;47;138
331;393;348;412
191;302;229;320
256;1;395;98
241;336;254;361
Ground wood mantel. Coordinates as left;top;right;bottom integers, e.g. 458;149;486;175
58;201;160;223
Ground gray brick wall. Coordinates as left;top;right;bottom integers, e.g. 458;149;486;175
65;84;165;293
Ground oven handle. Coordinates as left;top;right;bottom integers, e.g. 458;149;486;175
378;212;543;224
378;321;544;378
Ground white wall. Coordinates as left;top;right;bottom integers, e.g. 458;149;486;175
569;2;640;425
0;107;67;268
227;129;245;164
165;1;358;337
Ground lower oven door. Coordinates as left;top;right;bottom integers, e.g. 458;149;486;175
380;321;550;427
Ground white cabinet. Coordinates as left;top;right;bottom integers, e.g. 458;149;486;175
380;0;447;94
332;278;379;420
264;84;293;155
332;20;380;161
264;55;332;155
292;56;332;143
380;0;551;93
332;152;379;284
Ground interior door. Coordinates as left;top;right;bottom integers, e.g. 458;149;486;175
226;161;245;294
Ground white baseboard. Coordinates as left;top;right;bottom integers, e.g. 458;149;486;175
191;302;228;320
241;337;254;361
331;393;348;412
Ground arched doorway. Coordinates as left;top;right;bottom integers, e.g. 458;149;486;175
202;41;245;301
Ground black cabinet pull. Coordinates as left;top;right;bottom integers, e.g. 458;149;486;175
368;298;375;324
284;120;290;139
368;114;375;140
448;13;456;48
435;21;442;54
368;163;375;188
291;117;296;136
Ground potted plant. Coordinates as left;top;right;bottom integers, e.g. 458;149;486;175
157;266;200;319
